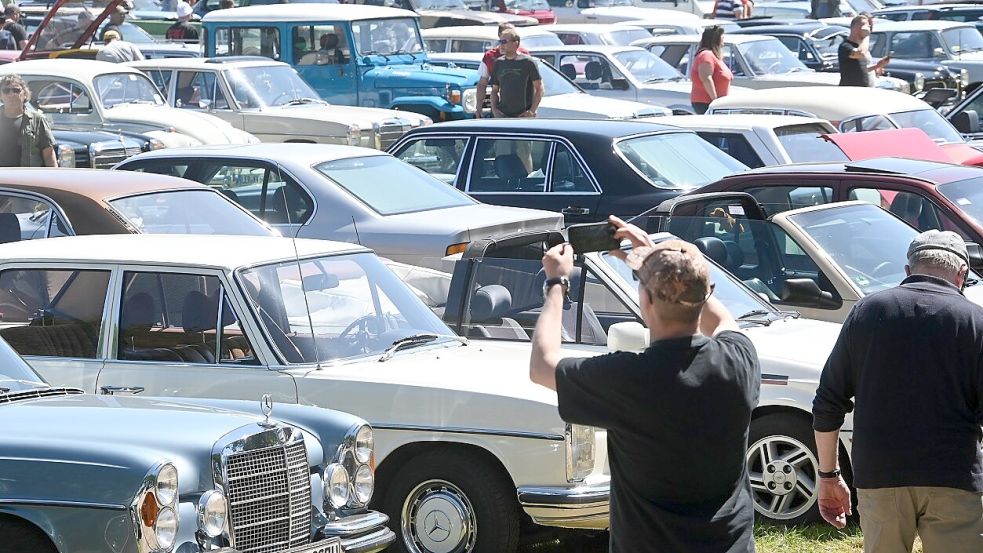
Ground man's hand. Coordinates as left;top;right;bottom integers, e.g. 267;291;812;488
491;108;505;118
606;215;654;261
519;110;535;118
818;476;852;529
542;243;574;280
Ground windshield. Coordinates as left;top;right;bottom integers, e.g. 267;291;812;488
889;109;964;144
943;27;983;54
606;29;652;46
108;190;275;235
616;132;748;190
239;252;454;364
539;58;581;96
739;38;809;74
776;124;850;163
787;203;916;294
938;176;983;227
416;0;468;8
226;65;322;107
315;155;475;215
614;50;684;82
94;73;165;109
505;0;550;8
352;17;424;56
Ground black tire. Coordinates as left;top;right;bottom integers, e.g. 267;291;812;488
0;517;57;553
382;448;520;553
746;413;822;526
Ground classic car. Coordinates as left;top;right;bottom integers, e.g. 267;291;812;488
638;33;910;92
489;0;558;25
202;4;483;121
389;228;852;525
0;168;275;242
944;78;983;140
874;3;983;35
386;118;748;224
545;23;653;46
707;86;983;166
637;189;983;322
0;59;258;148
49;128;148;169
420;24;563;52
692;156;983;270
114;143;563;263
732;22;966;100
656;114;846;168
21;13;202;59
427;52;671;118
569;2;709;22
0;233;612;553
392;0;539;28
0;333;394;553
868;20;983;91
127;57;431;150
527;45;710;114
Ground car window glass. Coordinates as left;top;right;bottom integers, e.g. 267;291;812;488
721;45;746;76
558;54;622;90
118;272;257;365
911;10;933;20
393;137;469;186
213;26;281;60
745;185;834;216
777;36;813;61
293;24;349;65
869;33;887;57
0;269;110;359
174;71;230;110
200;163;312;224
424;38;447;52
0;195;57;241
48;211;70;238
143;68;173;100
840;114;895;132
775;124;848;163
550;142;594;193
450;39;488;53
616;132;748;190
847;187;966;236
109;189;273;235
557;32;585;45
123;161;191;179
351;18;424;56
29;78;93;114
890;31;944;59
468;138;549;193
649;44;691;73
695;132;766;169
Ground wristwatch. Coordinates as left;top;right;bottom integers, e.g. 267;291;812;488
818;468;841;479
543;276;570;299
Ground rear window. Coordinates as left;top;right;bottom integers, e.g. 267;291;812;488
775;124;849;163
615;132;748;190
109;190;273;235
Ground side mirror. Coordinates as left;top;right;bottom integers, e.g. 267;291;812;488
610;77;630;91
576;0;593;8
606;321;647;352
780;278;837;308
967;242;983;270
952;109;980;134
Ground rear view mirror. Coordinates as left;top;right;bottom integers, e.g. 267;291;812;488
302;273;340;291
966;242;983;270
780;278;837;308
610;77;630;91
607;321;647;352
952;109;980;134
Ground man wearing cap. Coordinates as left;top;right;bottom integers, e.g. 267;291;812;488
165;2;199;42
2;5;28;50
96;29;144;63
530;216;760;552
813;229;983;552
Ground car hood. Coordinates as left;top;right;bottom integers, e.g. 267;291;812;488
544;92;669;118
754;70;839;84
280;103;429;125
823;128;953;163
638;80;693;93
744;316;840;381
951;51;983;62
365;62;478;87
380;203;562;240
105;104;257;144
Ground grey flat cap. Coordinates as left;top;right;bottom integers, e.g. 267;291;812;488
907;229;969;264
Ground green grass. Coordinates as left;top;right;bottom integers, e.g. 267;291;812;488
755;523;923;553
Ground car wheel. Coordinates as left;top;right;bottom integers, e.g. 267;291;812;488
383;449;520;553
746;414;821;525
0;517;57;553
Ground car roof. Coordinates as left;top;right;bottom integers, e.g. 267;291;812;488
0;59;143;80
420;25;558;39
127;143;389;165
869;20;972;31
876;3;983;12
202;4;417;23
396;118;684;138
125;57;288;70
732;22;830;35
639;33;774;45
0;168;205;198
525;44;641;54
545;24;646;32
710;86;930;119
0;234;366;270
732;156;981;183
657;114;835;131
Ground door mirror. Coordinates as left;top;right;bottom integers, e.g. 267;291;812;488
576;0;594;8
610;77;630;91
780;278;837;308
951;109;980;134
607;321;647;352
966;242;983;270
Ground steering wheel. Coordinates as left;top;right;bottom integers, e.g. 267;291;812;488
871;261;896;278
337;314;380;354
765;61;784;74
270;91;292;106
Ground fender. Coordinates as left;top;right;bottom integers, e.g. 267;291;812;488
390;95;463;115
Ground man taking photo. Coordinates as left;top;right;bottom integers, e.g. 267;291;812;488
529;216;760;552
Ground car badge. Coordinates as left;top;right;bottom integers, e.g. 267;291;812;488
260;394;274;427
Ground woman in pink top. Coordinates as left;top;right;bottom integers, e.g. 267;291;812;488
690;26;733;114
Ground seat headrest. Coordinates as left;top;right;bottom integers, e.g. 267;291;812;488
0;212;21;244
470;285;512;321
559;63;577;80
121;292;157;332
890;194;923;222
694;236;728;266
182;291;216;333
494;154;527;180
584;60;603;80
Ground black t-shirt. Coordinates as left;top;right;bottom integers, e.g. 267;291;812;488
490;54;540;117
0;113;22;167
5;22;26;46
165;21;199;41
556;331;760;553
838;39;871;87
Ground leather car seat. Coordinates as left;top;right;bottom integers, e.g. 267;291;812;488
890;193;925;230
468;284;529;339
0;212;21;244
494;154;528;191
694;236;728;266
559;63;577;81
180;290;218;363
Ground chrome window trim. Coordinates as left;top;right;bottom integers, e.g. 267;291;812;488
0;188;77;238
371;422;564;441
0;498;126;510
460;132;601;195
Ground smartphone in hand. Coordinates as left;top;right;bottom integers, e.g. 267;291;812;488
567;222;620;253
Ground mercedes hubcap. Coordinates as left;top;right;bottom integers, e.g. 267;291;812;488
746;435;820;520
402;479;477;553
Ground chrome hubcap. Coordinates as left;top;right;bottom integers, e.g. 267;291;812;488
401;479;476;553
746;435;819;520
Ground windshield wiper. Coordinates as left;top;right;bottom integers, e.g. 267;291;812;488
362;50;390;62
737;309;776;326
284;97;326;106
378;333;467;362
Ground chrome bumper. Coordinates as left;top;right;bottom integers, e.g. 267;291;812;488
517;483;610;530
321;511;395;553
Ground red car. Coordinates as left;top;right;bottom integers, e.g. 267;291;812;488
490;0;556;24
691;156;983;269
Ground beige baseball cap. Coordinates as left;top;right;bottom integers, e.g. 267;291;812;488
625;239;713;306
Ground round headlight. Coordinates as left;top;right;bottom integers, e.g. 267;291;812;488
154;506;178;550
353;464;374;504
197;490;228;538
323;463;350;508
355;425;373;464
155;463;178;507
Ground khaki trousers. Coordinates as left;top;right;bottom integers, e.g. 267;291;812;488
858;487;983;553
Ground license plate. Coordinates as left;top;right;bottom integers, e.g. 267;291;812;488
285;538;342;553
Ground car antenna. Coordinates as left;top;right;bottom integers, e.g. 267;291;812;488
281;167;323;368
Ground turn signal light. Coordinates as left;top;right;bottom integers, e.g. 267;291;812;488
448;90;462;105
140;491;160;527
445;242;468;256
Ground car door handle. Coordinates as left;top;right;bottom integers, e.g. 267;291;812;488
561;207;590;215
100;385;145;396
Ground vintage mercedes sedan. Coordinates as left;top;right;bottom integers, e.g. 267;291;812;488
0;333;393;553
0;234;611;553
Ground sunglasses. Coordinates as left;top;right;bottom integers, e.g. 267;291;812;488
498;38;518;44
1;87;22;94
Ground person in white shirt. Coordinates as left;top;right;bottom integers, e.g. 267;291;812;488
95;30;144;63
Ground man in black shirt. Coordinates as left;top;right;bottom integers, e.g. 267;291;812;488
530;216;760;553
839;15;888;87
490;28;543;118
100;4;128;42
165;2;199;43
813;230;983;552
2;5;28;50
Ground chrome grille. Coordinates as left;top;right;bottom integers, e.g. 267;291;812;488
378;122;412;150
91;146;142;169
226;440;312;553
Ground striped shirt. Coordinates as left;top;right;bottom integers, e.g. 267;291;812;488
713;0;742;19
